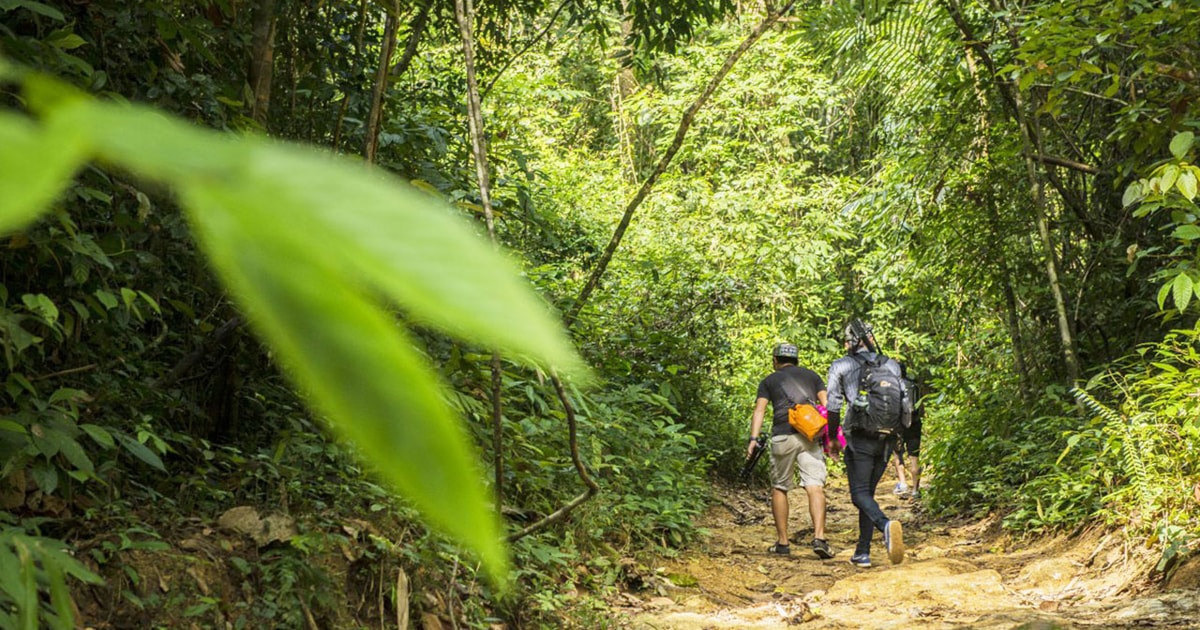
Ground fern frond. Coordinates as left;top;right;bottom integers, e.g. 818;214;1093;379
1120;418;1153;511
1071;386;1123;426
1073;387;1155;513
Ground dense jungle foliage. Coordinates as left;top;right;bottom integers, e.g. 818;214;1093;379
1;0;1199;627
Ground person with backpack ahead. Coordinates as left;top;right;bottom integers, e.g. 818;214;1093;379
892;361;924;499
746;343;834;559
826;319;906;568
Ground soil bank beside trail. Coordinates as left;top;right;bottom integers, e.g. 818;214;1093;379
609;467;1200;628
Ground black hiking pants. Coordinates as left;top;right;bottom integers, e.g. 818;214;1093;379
843;431;892;556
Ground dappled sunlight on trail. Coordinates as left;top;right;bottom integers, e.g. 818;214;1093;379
609;467;1200;628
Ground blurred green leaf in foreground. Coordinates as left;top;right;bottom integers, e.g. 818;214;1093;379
0;64;589;585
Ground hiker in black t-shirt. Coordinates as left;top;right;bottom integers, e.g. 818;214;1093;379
747;343;833;559
826;320;905;568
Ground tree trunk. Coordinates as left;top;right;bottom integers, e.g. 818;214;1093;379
248;0;278;128
454;0;506;506
364;1;431;163
364;1;401;164
986;189;1034;415
1012;81;1081;384
942;0;1080;384
391;2;430;78
963;45;1034;409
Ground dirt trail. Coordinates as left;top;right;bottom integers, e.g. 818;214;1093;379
610;467;1200;628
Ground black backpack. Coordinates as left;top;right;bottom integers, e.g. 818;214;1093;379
847;353;906;433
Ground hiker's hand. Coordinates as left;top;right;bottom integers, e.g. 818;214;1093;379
746;439;758;459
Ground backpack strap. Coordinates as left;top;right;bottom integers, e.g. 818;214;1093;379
778;370;815;408
848;351;877;389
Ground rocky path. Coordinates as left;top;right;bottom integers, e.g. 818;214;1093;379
610;467;1200;628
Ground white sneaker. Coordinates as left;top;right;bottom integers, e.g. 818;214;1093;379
884;520;905;565
894;482;909;495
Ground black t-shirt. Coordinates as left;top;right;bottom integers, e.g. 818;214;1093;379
756;365;826;436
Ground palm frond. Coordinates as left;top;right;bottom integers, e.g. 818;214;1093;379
802;0;959;113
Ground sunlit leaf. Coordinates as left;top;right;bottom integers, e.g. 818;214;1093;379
1169;131;1194;160
1121;181;1143;207
1171;225;1200;241
20;293;58;324
1157;282;1172;310
93;289;117;310
1131;201;1161;218
137;291;162;314
1160;165;1180;193
1171;272;1194;312
1177;170;1198;201
45;30;86;51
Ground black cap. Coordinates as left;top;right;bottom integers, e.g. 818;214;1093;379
772;343;798;359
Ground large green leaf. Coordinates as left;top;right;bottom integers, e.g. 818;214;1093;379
49;99;595;583
2;73;594;584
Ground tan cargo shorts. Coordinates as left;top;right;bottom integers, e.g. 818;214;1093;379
769;433;827;491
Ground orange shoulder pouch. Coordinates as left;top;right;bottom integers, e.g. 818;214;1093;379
788;404;827;441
